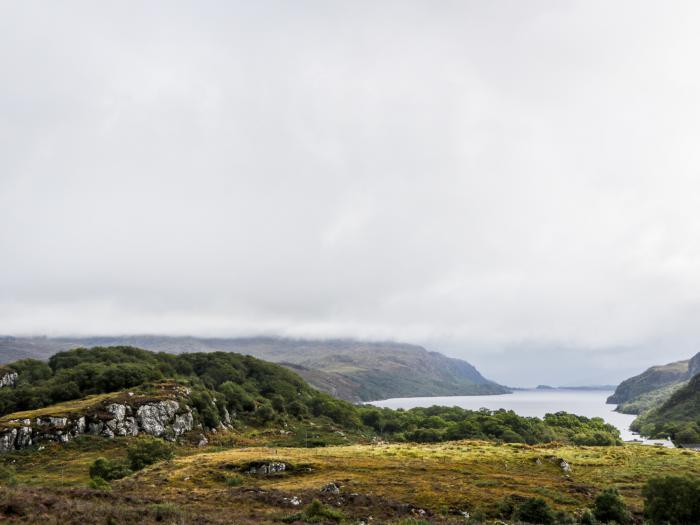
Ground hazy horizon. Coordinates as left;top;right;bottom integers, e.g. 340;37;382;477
4;2;700;386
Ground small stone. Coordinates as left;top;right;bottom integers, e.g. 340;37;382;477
320;483;341;495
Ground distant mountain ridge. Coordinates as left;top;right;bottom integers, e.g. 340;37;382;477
0;336;509;402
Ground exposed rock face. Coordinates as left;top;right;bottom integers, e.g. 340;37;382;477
0;371;18;388
247;462;287;475
0;398;194;454
136;400;179;437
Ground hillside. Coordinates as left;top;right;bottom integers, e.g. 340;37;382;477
0;336;508;402
0;346;649;524
606;352;700;414
631;372;700;443
2;439;696;524
0;346;620;452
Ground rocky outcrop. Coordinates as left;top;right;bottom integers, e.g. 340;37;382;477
0;371;18;388
246;462;287;475
0;398;194;454
320;482;341;494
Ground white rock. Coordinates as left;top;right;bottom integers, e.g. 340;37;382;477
0;429;17;452
136;400;179;437
15;426;32;448
0;372;18;388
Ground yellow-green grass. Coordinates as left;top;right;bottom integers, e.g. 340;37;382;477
3;437;700;521
1;436;130;487
0;393;118;424
0;385;180;427
131;440;700;516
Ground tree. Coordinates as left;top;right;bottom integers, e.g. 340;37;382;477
9;359;52;383
593;487;630;524
643;476;700;525
674;423;700;444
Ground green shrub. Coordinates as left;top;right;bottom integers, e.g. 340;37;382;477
643;475;700;525
593;488;630;524
224;474;244;486
88;476;111;490
127;436;174;471
579;509;597;525
512;497;555;524
554;510;575;524
282;499;344;523
89;457;132;481
0;464;17;486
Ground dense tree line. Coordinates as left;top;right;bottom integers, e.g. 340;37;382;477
356;405;621;445
0;346;620;446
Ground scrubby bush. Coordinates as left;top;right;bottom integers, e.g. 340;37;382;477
579;509;596;525
512;497;555;524
554;510;576;524
572;431;619;446
255;402;276;423
88;476;111;490
224;474;244;486
126;437;174;471
643;475;700;525
282;499;344;523
89;457;132;481
9;359;52;383
593;487;630;524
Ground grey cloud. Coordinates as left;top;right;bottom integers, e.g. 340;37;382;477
2;1;700;385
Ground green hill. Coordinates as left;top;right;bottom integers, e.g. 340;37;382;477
0;336;509;401
607;352;700;414
631;372;700;443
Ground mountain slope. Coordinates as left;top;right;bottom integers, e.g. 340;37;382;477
631;371;700;443
606;352;700;414
0;336;509;402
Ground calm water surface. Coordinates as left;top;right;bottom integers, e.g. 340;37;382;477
371;389;672;445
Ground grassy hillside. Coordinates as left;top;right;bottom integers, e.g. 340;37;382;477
0;336;509;401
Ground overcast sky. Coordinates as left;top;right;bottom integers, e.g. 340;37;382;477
2;1;700;385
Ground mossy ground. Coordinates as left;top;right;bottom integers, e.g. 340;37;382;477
1;435;699;523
